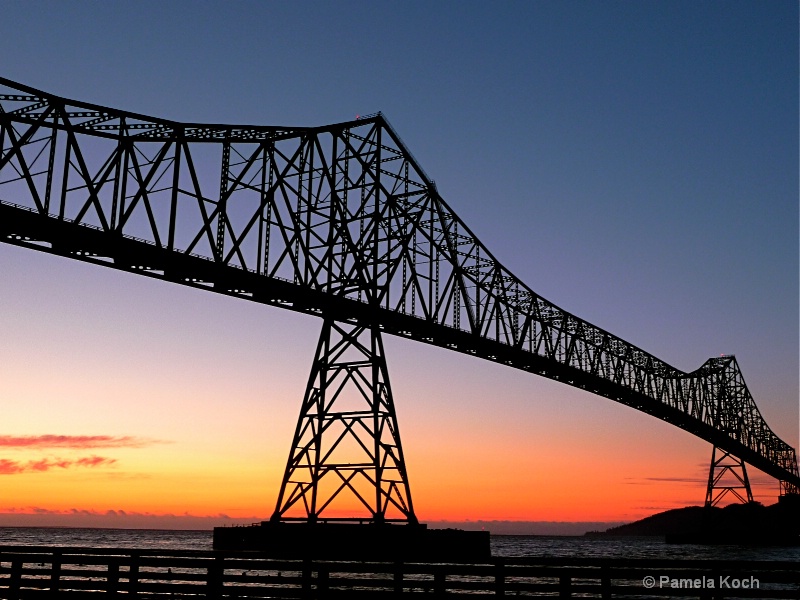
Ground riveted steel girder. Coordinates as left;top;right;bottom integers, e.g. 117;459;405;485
0;77;797;495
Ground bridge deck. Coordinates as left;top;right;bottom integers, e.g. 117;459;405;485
1;77;798;494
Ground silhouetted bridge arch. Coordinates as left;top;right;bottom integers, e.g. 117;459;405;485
0;77;797;510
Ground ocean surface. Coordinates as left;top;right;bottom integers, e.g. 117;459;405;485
0;527;798;561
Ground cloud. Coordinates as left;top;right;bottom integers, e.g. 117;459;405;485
639;476;706;483
0;508;264;530
624;474;778;487
74;456;117;468
0;435;161;449
0;456;117;475
27;458;71;472
0;460;27;475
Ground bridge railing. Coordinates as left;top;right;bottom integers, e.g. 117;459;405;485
0;546;798;599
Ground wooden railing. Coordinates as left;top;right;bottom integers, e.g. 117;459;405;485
0;546;797;598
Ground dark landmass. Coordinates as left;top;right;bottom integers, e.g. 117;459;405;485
586;495;800;545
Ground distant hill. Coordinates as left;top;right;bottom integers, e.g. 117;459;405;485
586;497;800;545
586;505;708;538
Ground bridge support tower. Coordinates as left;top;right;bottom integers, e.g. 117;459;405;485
271;318;417;524
705;446;753;507
212;318;489;559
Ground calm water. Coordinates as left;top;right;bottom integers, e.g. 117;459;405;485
0;528;798;561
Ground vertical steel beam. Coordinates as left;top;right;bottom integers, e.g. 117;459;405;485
168;128;182;251
216;138;230;262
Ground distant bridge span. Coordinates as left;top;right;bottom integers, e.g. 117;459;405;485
1;77;797;501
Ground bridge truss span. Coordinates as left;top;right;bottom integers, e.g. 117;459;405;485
0;77;797;497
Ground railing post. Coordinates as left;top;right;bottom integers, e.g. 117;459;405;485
494;562;505;596
600;566;611;600
9;559;21;600
434;568;446;595
207;555;224;598
559;573;572;599
707;569;721;600
128;553;140;599
107;562;119;596
317;566;329;598
393;562;403;596
301;558;312;599
50;551;62;596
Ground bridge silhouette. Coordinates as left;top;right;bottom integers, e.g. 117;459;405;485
0;77;797;525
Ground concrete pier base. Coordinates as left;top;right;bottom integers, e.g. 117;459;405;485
213;521;491;561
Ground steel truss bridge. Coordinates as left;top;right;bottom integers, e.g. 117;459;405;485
0;78;797;523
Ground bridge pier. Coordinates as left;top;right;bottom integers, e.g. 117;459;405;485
705;446;753;507
214;317;489;559
271;318;417;524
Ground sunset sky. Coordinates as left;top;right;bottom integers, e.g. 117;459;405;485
0;1;796;532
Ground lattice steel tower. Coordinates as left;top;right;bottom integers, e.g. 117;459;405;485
271;320;417;524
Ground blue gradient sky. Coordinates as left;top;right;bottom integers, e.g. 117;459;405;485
0;1;796;526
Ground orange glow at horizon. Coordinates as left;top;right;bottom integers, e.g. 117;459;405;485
0;415;783;527
0;250;794;530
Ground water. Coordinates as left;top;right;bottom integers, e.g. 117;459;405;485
0;527;798;561
491;535;800;561
0;527;212;552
